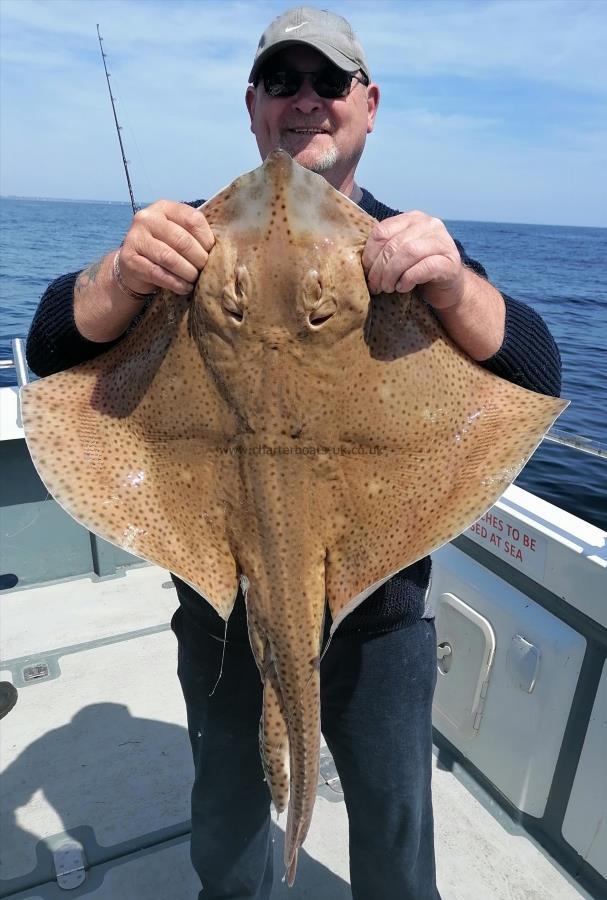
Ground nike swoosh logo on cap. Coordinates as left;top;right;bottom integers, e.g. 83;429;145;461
285;22;309;32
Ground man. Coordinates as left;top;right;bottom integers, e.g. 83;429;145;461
26;7;561;899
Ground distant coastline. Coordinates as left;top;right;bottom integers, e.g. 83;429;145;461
1;194;134;206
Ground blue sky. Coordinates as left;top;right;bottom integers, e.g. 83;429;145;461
1;0;605;226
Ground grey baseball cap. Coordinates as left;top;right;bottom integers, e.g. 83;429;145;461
249;6;371;84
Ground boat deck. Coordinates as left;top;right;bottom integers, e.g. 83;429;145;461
0;565;587;899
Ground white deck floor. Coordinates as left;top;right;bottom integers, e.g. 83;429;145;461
0;567;586;899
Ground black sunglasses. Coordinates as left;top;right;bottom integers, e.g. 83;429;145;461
259;66;368;99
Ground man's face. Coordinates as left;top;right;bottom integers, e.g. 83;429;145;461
245;45;379;192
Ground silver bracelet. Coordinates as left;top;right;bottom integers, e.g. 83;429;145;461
112;252;159;303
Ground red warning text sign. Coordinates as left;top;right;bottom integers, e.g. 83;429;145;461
466;510;547;582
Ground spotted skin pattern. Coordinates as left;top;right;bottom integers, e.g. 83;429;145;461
21;151;568;885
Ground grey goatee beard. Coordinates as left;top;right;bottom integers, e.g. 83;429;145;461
275;140;339;174
307;146;339;173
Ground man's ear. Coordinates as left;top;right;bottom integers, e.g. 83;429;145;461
245;85;256;132
366;83;380;135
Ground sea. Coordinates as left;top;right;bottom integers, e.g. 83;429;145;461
1;196;605;531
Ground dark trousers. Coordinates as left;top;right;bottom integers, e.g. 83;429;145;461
173;607;440;900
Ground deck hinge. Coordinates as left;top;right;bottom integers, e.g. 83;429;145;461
53;840;87;890
479;676;490;700
473;678;491;732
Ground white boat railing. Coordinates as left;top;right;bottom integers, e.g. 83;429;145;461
1;338;606;458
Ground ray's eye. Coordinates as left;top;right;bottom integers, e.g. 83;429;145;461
302;268;337;329
222;294;244;322
309;307;336;327
221;264;250;323
224;300;244;322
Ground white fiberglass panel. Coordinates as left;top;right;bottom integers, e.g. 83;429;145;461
431;543;586;817
562;661;607;878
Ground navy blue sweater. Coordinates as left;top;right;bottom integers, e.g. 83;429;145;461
26;189;562;638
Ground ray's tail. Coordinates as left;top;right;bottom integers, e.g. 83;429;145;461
247;609;323;886
282;668;321;885
259;661;291;813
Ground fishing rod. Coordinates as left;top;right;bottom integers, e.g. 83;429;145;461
96;24;137;215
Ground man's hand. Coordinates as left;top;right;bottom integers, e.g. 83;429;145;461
74;200;215;344
119;200;215;296
362;211;506;361
362;211;465;309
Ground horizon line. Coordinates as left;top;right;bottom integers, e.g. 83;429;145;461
1;194;605;231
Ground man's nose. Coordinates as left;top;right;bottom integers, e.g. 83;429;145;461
291;80;322;114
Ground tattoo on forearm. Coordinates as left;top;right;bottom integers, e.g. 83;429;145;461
75;259;103;295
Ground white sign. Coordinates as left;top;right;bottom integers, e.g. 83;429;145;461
466;509;548;584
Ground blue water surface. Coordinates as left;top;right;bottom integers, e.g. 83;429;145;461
1;197;605;530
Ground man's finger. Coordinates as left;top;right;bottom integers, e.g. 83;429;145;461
161;202;215;253
134;202;215;254
148;218;210;271
366;233;459;295
361;212;425;270
365;235;427;295
137;236;202;284
395;255;457;296
128;253;195;295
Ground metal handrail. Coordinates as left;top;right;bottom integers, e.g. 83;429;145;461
1;339;29;428
544;429;607;460
0;340;605;458
0;339;29;385
12;338;29;390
